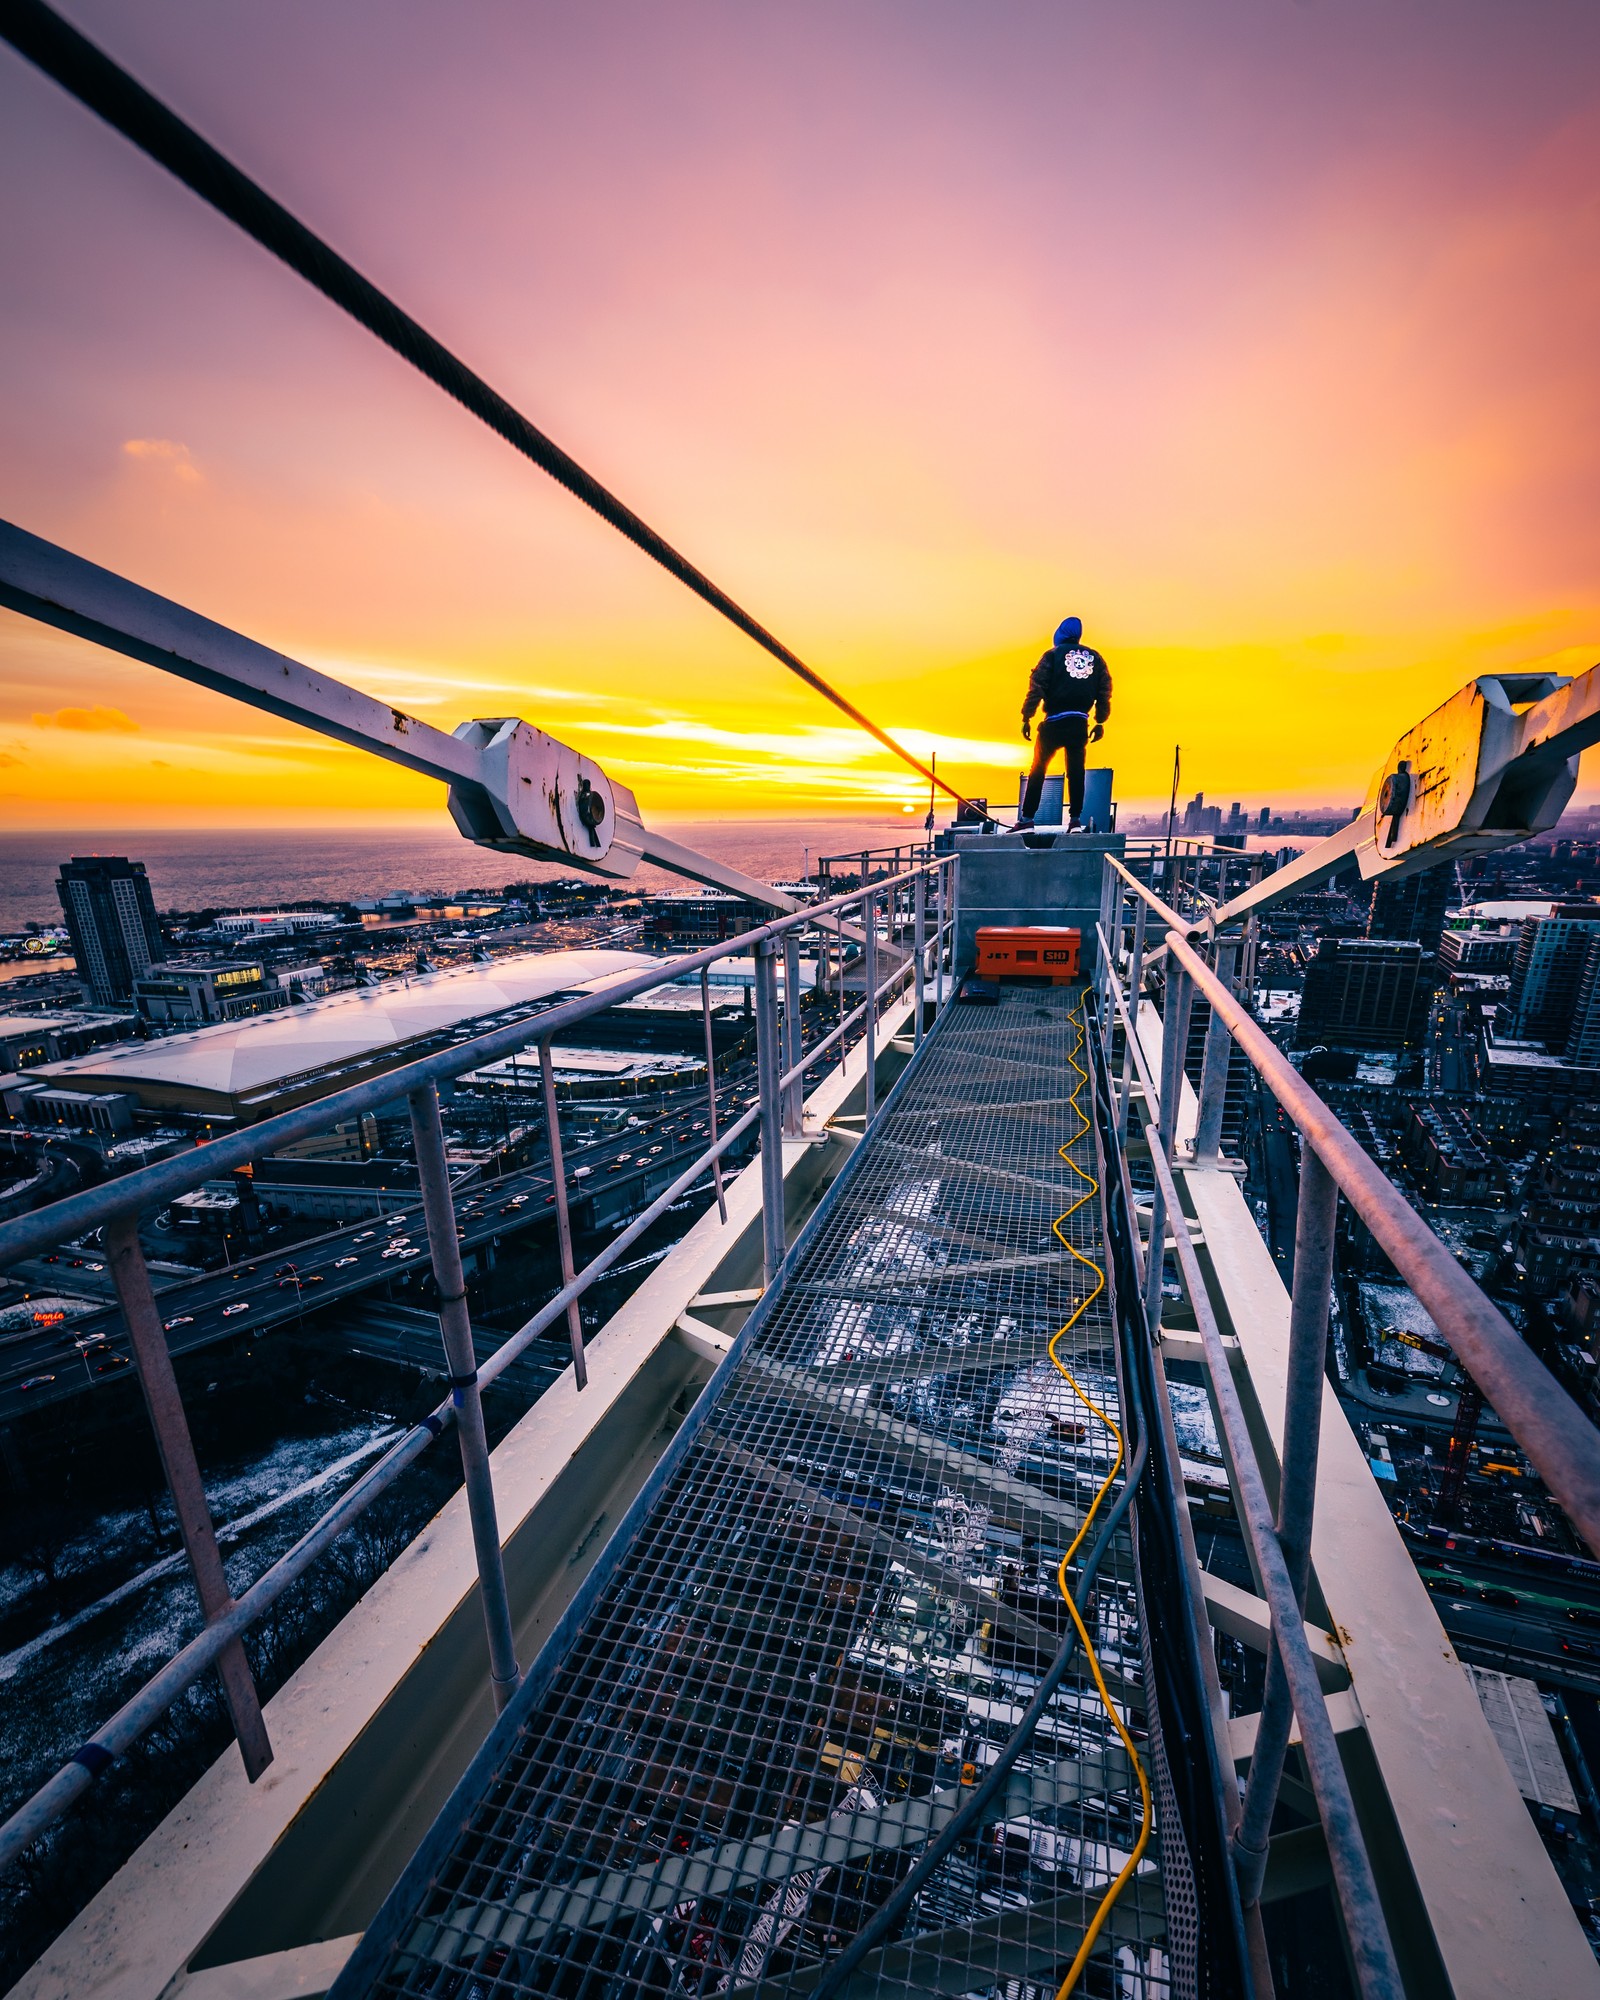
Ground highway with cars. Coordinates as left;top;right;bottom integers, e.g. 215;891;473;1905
0;1105;734;1420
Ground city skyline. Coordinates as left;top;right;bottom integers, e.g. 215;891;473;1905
1;1;1598;827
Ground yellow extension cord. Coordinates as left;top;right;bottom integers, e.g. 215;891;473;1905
1044;1004;1153;1998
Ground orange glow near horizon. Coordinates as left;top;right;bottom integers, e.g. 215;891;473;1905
3;3;1600;832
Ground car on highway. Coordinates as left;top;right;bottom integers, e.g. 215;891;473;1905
163;1315;195;1330
222;1303;250;1317
20;1374;56;1390
617;1153;633;1162
1568;1604;1600;1629
648;1144;664;1154
94;1353;130;1374
355;1231;376;1242
1479;1586;1520;1611
381;1243;414;1259
573;1166;593;1180
334;1256;358;1268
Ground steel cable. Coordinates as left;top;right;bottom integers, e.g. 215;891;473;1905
0;0;986;817
1045;1006;1152;1994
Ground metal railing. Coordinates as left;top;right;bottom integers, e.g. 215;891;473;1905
0;854;957;1875
1092;851;1600;2000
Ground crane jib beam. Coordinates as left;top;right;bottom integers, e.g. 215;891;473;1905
0;519;800;914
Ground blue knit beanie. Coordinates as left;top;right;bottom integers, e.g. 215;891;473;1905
1054;616;1082;647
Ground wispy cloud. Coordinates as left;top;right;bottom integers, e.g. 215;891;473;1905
122;437;203;485
303;654;625;711
31;705;139;733
589;716;1020;768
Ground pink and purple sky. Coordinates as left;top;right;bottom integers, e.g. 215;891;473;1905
2;0;1598;826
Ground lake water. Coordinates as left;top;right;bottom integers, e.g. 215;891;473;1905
0;817;932;932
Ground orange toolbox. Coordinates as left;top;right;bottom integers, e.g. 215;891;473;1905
974;924;1081;983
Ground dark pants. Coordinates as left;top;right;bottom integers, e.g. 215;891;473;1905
1022;713;1088;821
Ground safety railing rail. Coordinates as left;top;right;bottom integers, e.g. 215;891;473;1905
1093;849;1600;2000
1096;853;1600;1550
0;854;957;1877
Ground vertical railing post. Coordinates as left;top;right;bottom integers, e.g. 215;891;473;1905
1233;1150;1340;1903
1117;892;1147;1148
105;1212;272;1779
862;887;878;1126
409;1082;521;1710
782;928;804;1136
1144;961;1194;1328
699;967;727;1223
913;870;927;1045
754;939;786;1286
537;1041;587;1390
949;853;962;997
1101;871;1123;1018
1193;938;1239;1163
934;861;948;1009
1157;960;1194;1160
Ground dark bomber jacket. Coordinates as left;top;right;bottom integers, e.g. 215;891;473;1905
1021;644;1113;726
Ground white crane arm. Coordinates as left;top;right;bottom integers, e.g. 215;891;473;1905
0;521;798;914
1211;664;1600;929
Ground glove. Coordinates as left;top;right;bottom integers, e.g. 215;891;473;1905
1090;723;1104;743
1021;718;1032;742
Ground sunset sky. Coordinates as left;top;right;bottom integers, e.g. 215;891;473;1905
2;0;1599;830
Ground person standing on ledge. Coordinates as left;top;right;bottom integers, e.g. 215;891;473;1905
1017;615;1112;831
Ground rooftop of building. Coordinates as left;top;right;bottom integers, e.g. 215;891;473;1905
25;947;662;1114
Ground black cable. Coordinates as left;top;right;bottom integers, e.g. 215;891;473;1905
809;1281;1150;1997
0;0;986;818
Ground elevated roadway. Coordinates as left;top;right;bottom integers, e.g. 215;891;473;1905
0;1112;732;1419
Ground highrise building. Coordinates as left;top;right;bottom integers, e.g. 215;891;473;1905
1296;937;1433;1049
1437;924;1516;974
1507;905;1600;1044
1367;862;1452;956
1516;1100;1600;1294
1567;935;1600;1066
55;855;166;1004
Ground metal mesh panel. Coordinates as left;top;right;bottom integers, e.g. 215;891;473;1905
346;988;1166;1999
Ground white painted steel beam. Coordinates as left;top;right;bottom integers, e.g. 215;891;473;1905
1185;1159;1600;2000
1127;988;1600;1995
0;519;798;913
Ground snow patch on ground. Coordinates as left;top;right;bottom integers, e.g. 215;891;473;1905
1166;1381;1222;1463
0;1417;399;1820
1358;1281;1449;1378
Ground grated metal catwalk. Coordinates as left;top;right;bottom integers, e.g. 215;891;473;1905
335;988;1172;2000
